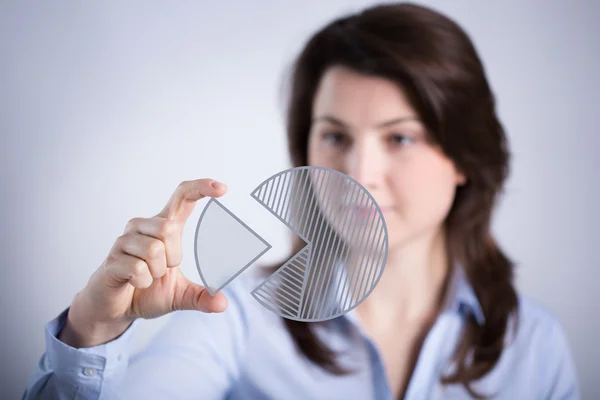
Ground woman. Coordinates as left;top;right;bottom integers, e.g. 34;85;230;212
24;3;579;399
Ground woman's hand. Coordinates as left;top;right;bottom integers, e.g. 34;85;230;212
58;179;228;348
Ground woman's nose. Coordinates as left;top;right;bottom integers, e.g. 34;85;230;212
345;141;384;191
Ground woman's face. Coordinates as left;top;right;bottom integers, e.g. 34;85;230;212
307;66;465;251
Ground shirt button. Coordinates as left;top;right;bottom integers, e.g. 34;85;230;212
82;367;97;377
117;353;123;361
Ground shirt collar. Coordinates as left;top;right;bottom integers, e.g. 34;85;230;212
443;264;485;325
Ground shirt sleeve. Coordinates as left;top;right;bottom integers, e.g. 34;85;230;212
542;319;581;400
22;306;140;400
23;279;250;400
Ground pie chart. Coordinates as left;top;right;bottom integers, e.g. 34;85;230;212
194;166;388;322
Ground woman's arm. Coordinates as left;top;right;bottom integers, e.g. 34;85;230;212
541;320;581;400
23;281;249;400
23;307;140;399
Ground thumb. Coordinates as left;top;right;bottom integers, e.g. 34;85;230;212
173;275;228;313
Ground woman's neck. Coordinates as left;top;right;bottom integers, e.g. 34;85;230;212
355;227;451;326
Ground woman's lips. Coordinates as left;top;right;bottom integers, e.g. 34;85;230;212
341;204;393;219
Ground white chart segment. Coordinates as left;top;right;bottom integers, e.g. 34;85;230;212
194;198;271;296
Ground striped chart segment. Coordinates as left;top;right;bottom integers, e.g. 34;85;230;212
252;246;311;319
250;166;388;322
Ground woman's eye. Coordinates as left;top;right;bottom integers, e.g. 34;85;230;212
322;132;347;146
388;134;415;147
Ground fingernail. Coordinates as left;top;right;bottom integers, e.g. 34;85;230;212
211;181;224;189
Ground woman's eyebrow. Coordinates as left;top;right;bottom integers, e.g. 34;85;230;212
311;115;421;129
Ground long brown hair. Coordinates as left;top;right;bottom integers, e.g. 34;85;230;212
267;2;519;397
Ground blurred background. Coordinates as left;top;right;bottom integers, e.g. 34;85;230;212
1;0;598;398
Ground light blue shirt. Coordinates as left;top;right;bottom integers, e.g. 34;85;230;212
24;266;580;399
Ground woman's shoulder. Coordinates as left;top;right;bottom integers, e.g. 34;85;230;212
505;293;571;355
510;293;572;351
495;293;580;395
513;294;565;334
464;293;580;398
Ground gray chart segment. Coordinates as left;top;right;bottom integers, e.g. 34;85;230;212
250;166;388;322
251;245;312;319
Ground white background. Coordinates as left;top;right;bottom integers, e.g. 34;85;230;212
1;1;598;398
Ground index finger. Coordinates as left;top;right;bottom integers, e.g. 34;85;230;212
156;179;227;222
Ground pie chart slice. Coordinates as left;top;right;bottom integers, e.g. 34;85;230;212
194;198;272;296
251;245;312;319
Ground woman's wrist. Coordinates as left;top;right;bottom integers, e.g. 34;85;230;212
58;292;135;348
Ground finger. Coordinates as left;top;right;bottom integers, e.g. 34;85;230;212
156;179;227;222
125;217;182;268
118;233;167;279
105;252;153;289
173;275;228;313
